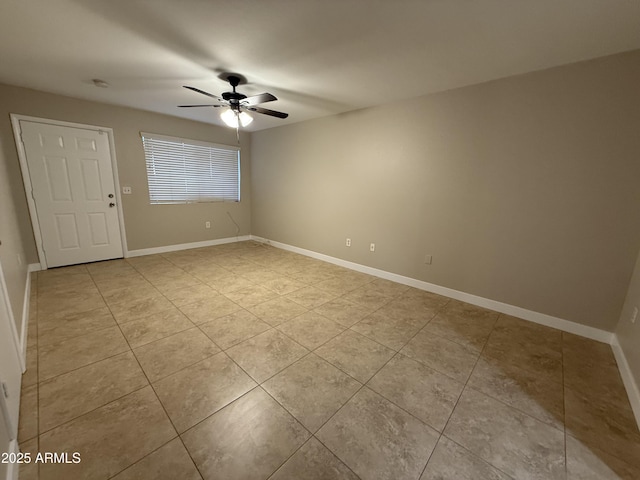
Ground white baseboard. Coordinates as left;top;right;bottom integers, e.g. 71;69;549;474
252;235;640;428
611;335;640;429
18;271;31;369
105;234;640;430
250;235;613;344
126;235;252;258
27;263;41;273
16;264;40;369
6;439;19;480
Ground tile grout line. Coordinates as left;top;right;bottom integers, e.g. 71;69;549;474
249;294;372;479
36;384;151;439
29;243;614;479
36;334;131;384
378;298;457;479
420;311;498;479
109;255;232;480
39;259;410;439
430;312;570;478
299;298;445;478
237;288;409;478
37;269;148;430
35;264;158;476
33;254;239;440
263;293;455;453
124;257;227;386
264;435;363;480
131;245;348;477
119;250;308;396
461;338;567;433
173;379;261;436
36;266;100;438
89;264;190;478
437;435;517;480
255;384;322;479
102;436;196;480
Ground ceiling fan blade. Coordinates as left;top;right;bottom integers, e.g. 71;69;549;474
242;93;277;106
247;106;289;119
183;85;223;101
178;104;225;108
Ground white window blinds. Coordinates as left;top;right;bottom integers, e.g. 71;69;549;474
141;132;240;204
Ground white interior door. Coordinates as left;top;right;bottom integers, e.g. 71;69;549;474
19;121;123;267
0;261;22;480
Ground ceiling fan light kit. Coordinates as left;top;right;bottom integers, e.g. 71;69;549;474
180;73;288;129
221;109;253;128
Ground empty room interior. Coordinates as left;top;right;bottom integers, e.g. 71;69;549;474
1;1;640;479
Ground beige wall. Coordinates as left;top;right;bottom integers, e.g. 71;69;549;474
0;82;251;256
251;50;640;332
616;250;640;392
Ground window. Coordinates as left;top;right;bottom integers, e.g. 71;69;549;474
141;132;240;204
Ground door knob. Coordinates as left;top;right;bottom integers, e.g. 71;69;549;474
109;202;115;207
108;193;114;198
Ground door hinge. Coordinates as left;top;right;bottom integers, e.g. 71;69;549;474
1;382;8;399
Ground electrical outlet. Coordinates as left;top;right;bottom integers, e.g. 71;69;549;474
122;186;132;194
632;307;638;324
370;243;375;252
346;238;351;247
424;255;432;265
205;221;211;229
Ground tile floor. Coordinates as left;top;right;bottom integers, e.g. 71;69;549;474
16;240;640;479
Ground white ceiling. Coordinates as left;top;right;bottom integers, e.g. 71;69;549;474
1;0;639;131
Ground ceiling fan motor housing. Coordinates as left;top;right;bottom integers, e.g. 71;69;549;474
222;91;247;102
222;75;246;110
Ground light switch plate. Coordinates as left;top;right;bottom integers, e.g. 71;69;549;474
122;186;132;194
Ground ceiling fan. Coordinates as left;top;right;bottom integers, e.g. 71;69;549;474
179;73;288;128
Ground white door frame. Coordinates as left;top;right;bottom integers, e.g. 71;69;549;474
0;259;23;480
10;114;128;269
0;261;24;372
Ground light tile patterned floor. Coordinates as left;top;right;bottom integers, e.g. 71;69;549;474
16;241;640;479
